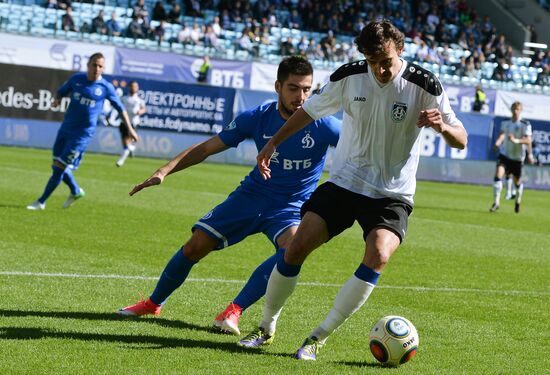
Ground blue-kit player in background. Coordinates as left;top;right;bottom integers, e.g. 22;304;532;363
116;56;341;336
27;53;139;210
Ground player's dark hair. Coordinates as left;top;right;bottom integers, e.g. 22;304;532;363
88;52;105;63
355;20;404;56
511;101;522;110
277;56;313;83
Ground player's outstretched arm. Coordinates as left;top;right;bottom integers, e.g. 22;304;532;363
416;109;467;149
257;108;314;180
129;135;228;196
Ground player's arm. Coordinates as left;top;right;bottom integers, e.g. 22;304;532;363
52;75;75;107
129;135;229;196
493;131;506;150
138;99;146;116
257;107;313;180
108;86;139;142
416;108;467;149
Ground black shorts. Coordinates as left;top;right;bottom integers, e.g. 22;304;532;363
497;154;522;179
301;182;413;243
119;123;136;139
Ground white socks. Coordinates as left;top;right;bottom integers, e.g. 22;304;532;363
259;265;299;336
493;179;503;205
311;274;375;343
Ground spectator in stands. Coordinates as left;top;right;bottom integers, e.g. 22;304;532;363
44;0;57;9
166;3;182;24
535;64;550;86
133;0;150;25
127;15;145;39
153;19;166;43
297;35;309;56
491;59;510;81
176;23;191;44
61;6;77;32
152;1;166;22
57;0;71;10
197;55;210;83
106;11;122;37
236;27;258;56
211;15;222;35
186;0;203;17
91;9;108;35
280;37;296;56
528;24;538;43
288;8;302;29
464;58;477;78
204;24;220;50
189;22;203;45
473;85;486;112
320;30;336;61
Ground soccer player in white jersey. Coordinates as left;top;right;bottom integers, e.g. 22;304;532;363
116;80;146;167
490;101;533;213
239;20;467;360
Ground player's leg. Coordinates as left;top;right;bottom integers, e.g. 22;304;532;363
116;126;136;167
295;198;411;360
214;225;297;335
490;160;506;212
512;163;523;213
117;229;217;316
239;212;329;348
297;229;399;360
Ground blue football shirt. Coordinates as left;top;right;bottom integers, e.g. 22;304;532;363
218;101;340;206
57;73;125;138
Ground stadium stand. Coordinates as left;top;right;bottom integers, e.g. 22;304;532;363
0;0;548;93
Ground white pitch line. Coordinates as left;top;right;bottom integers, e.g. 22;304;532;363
1;271;548;297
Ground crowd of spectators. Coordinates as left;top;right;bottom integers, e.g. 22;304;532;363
41;0;549;85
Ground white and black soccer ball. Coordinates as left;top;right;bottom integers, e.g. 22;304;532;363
369;315;419;366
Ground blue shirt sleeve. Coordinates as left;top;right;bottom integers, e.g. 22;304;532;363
218;107;257;148
57;74;76;98
318;116;341;147
105;82;125;113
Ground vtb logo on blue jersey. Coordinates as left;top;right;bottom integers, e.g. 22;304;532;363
301;132;315;149
391;102;408;122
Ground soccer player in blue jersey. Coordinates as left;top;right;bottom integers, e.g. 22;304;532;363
27;53;138;210
116;56;340;336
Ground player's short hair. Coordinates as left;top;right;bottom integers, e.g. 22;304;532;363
277;56;313;83
88;52;105;63
511;101;522;110
355;20;405;56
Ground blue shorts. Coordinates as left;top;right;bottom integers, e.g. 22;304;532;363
52;132;89;169
192;188;301;250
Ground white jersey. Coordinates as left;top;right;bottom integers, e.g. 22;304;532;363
302;59;463;204
499;119;532;161
122;94;145;126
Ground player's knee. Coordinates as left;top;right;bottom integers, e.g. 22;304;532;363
284;241;309;264
365;247;392;270
183;232;216;261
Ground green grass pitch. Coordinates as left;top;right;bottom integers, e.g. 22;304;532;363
0;145;548;374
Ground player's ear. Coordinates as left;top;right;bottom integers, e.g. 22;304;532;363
274;80;282;94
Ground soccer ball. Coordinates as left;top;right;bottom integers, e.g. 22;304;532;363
369;315;419;366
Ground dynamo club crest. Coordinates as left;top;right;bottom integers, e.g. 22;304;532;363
391;102;407;122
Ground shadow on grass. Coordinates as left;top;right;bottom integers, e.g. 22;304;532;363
0;309;212;333
0;326;276;353
0;204;26;209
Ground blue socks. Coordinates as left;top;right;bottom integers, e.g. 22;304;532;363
149;248;197;305
233;248;285;311
276;249;302;277
354;263;380;285
38;165;65;203
62;168;80;195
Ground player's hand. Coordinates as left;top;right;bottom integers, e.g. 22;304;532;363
416;109;444;132
527;154;535;165
131;132;140;142
257;141;276;180
51;98;61;108
129;172;164;196
507;133;518;144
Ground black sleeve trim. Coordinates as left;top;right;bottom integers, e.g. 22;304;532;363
402;63;443;96
330;60;369;82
